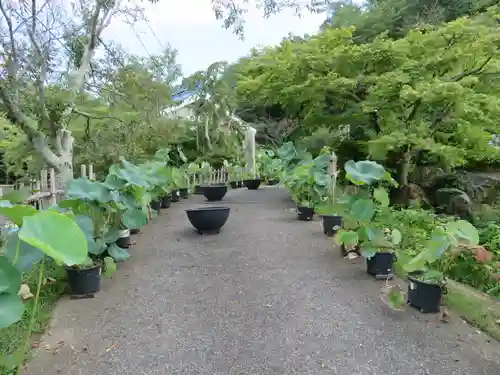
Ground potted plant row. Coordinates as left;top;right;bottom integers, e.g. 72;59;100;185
0;147;200;372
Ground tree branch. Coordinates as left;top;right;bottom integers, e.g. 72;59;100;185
0;0;18;79
60;1;115;127
25;0;52;130
73;107;124;122
0;83;61;168
447;56;493;82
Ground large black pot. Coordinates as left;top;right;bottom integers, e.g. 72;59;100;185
203;184;228;201
407;272;445;313
366;252;396;279
244;179;261;190
185;207;230;234
151;200;161;213
237;181;244;188
116;229;131;249
161;194;171;209
321;215;342;237
194;185;204;195
297;206;314;221
229;181;238;189
171;189;180;202
130;228;140;235
179;188;189;199
65;263;101;296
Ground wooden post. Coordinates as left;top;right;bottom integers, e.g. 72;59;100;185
328;152;338;204
49;169;57;205
80;164;87;178
41;170;48;192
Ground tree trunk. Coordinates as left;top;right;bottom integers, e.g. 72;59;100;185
32;128;74;189
400;150;412;187
204;116;212;151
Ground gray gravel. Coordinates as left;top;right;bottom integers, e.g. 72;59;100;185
24;187;500;375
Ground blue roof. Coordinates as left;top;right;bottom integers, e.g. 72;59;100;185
172;89;196;102
172;81;202;102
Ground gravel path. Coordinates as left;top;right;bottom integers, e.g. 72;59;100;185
25;188;500;375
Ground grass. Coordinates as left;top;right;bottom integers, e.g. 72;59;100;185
394;256;500;341
444;280;500;341
0;263;66;375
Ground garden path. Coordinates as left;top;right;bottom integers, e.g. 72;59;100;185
24;187;500;375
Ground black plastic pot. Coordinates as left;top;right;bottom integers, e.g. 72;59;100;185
171;189;180;202
130;228;140;235
65;263;101;296
407;273;445;313
366;252;396;279
244;179;261;190
179;188;189;199
266;179;279;186
151;200;161;213
321;215;342;237
186;206;231;234
237;181;244;188
297;206;314;221
194;185;204;195
203;184;228;201
229;181;238;189
161;194;171;209
116;229;131;249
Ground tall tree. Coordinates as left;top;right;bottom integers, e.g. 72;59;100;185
0;0;123;185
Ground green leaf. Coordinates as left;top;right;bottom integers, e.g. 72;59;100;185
334;229;358;246
122;209;148;230
386;286;406;310
103;256;117;276
313;171;329;186
19;211;88;266
447;220;479;245
373;187;389;207
81;257;94;267
74;215;94;238
404;235;449;272
0;293;24;328
107;243;130;262
67;178;118;202
0;256;21;294
391;229;402;245
350;198;376;222
0;187;32;203
344;160;387;185
0;350;24;371
102;228;120;244
103;174;127;190
3;232;44;271
0;204;38;226
361;247;377;258
88;238;106;256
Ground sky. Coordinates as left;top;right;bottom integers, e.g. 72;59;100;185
103;0;328;77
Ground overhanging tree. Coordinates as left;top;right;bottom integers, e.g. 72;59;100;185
0;0;120;186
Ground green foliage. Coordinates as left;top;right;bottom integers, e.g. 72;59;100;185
334;159;401;256
0;207;88;330
324;0;498;42
234;9;500;183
